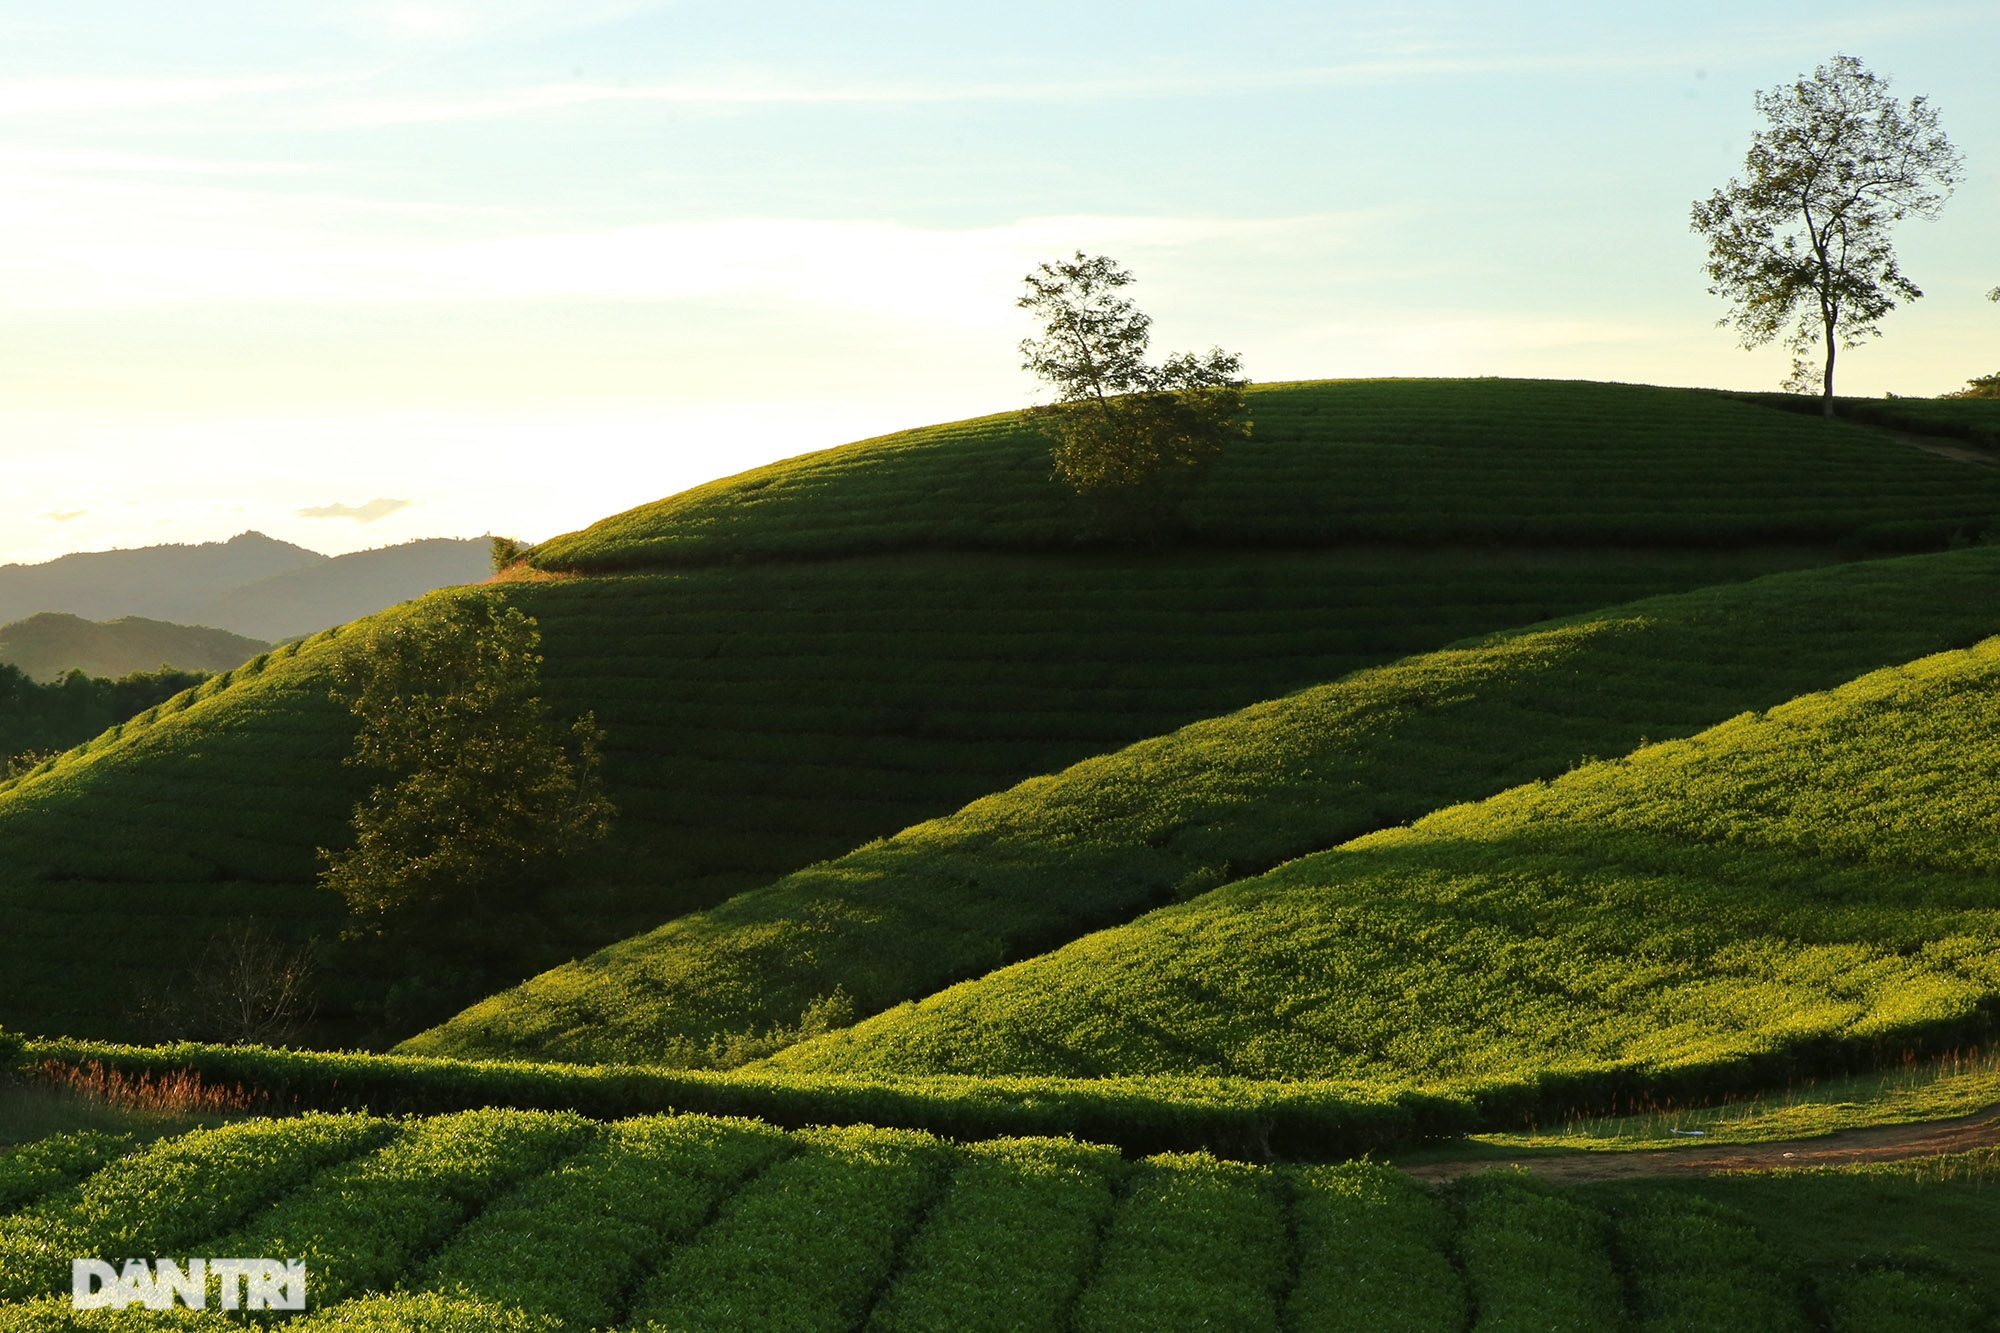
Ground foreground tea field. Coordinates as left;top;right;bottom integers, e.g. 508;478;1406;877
774;634;2000;1101
1;1109;1994;1330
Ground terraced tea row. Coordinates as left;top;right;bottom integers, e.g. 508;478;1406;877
4;1112;1994;1329
412;547;2000;1066
0;547;1807;1044
529;379;2000;572
774;631;2000;1097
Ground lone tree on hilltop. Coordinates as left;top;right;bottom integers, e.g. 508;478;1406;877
1019;252;1249;536
319;597;613;926
1691;54;1961;414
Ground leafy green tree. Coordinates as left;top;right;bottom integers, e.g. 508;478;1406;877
1018;252;1249;534
1690;55;1961;414
319;597;613;924
489;535;531;572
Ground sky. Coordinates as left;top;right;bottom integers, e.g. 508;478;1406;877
2;1;1995;566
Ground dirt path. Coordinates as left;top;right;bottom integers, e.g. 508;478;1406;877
1882;430;2000;468
1399;1104;2000;1182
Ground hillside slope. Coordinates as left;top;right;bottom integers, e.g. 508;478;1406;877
773;634;2000;1090
4;378;1997;1046
0;613;268;681
407;547;2000;1066
0;549;1776;1042
528;379;2000;571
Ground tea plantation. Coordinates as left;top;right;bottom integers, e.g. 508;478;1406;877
773;634;2000;1095
7;378;1989;1044
1;1109;1996;1329
7;377;2000;1327
408;546;2000;1067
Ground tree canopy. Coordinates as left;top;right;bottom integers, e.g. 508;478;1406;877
1690;54;1961;412
319;597;613;924
1018;252;1248;534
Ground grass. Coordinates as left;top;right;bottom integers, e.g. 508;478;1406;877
10;1108;2000;1328
406;545;2000;1066
0;1061;257;1150
771;633;2000;1107
527;379;2000;571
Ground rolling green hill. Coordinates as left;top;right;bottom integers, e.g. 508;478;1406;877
4;378;1999;1048
1;1106;1995;1329
769;634;2000;1091
528;379;2000;571
0;550;1785;1044
0;612;267;681
407;546;2000;1067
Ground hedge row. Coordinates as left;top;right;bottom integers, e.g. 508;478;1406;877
29;1036;1999;1163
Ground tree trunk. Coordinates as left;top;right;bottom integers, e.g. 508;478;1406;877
1821;317;1837;417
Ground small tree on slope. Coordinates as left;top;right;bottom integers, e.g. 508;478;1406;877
319;598;613;925
1690;54;1961;414
1019;252;1249;536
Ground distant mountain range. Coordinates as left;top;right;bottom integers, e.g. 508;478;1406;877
0;532;493;643
0;613;269;682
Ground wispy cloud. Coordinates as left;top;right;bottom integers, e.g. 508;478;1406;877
296;497;410;521
0;74;331;116
0;197;1358;316
40;509;86;523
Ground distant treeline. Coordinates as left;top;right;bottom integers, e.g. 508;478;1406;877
0;664;207;776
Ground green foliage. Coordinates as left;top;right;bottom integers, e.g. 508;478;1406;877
1455;1172;1626;1330
1610;1192;1807;1331
320;598;613;922
776;634;2000;1103
1017;252;1248;533
11;380;2000;1050
11;1114;2000;1326
0;1112;387;1302
626;1123;954;1333
525;379;2000;572
488;535;531;571
0;663;208;780
1691;56;1961;403
411;546;2000;1067
291;1292;565;1332
1284;1160;1466;1332
1068;1152;1290;1332
1943;373;2000;400
0;1024;20;1072
867;1137;1124;1333
0;1131;129;1213
0;549;1805;1045
213;1107;590;1306
22;1035;1478;1160
417;1113;789;1327
1819;1266;1985;1332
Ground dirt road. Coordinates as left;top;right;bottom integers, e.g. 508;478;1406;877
1399;1104;2000;1182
